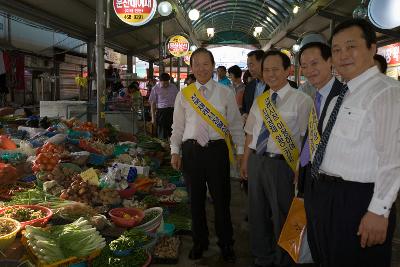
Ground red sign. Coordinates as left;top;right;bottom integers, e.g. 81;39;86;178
113;0;157;26
378;43;400;66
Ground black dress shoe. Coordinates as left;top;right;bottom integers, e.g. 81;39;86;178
221;245;236;263
188;244;208;260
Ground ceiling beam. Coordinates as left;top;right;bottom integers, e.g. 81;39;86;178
103;12;176;39
317;9;400;39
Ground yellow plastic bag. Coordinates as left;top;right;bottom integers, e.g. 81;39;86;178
278;197;313;263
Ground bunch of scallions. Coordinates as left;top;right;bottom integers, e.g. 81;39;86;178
24;217;106;264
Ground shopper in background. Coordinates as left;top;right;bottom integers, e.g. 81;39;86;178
149;73;179;139
309;18;400;267
242;69;253;86
170;48;244;263
217;65;232;87
228;65;245;113
374;54;388;74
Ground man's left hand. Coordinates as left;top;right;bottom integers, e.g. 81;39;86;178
357;211;388;248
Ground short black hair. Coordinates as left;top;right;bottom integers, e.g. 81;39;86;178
228;65;242;78
159;73;170;81
247;50;265;61
262;50;291;71
330;18;376;48
217;66;227;72
374;54;388;74
188;73;196;81
190;47;215;66
298;42;332;65
128;81;139;89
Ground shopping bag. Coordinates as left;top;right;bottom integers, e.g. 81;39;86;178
278;197;313;263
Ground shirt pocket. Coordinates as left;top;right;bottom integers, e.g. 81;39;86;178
332;107;366;141
279;111;298;132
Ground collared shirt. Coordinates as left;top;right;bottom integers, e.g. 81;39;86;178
299;80;317;99
170;79;245;155
254;79;266;99
218;76;232;87
320;66;400;217
317;77;335;117
244;83;313;153
148;83;179;108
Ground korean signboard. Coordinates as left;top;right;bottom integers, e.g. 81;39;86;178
167;35;190;58
377;43;400;67
113;0;157;26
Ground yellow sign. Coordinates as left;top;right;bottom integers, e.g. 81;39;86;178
80;168;99;186
167;35;190;58
308;106;320;159
113;0;157;26
184;51;193;66
257;91;299;171
181;84;236;163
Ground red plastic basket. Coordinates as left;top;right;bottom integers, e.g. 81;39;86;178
0;205;53;229
109;207;144;228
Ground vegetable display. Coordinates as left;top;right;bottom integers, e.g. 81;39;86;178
153;236;180;259
0;207;45;222
92;246;148;267
0;219;16;236
24;217;106;264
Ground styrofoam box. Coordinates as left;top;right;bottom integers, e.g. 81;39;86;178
40;101;87;119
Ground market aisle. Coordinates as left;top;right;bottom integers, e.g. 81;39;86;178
153;179;252;267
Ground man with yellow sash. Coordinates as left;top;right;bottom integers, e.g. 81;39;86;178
297;38;343;265
240;50;312;267
170;48;244;263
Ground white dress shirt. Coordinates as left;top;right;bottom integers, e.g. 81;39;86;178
320;66;400;217
170;79;245;155
244;83;313;153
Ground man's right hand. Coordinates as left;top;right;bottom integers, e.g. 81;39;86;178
240;157;248;180
171;153;182;170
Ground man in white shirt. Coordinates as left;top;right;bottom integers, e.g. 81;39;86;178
170;48;244;263
310;19;400;267
296;40;343;264
241;50;312;267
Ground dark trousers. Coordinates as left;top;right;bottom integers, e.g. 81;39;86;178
182;140;233;248
156;107;174;139
247;152;295;267
306;175;396;267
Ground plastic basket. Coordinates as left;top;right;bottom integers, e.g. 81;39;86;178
0;205;53;230
0;218;21;251
21;236;101;267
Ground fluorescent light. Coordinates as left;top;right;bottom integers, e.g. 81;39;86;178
293;5;299;14
255;27;263;33
266;17;272;23
158;1;173;17
190;45;197;51
188;9;200;21
207;28;214;37
292;44;300;53
269;7;277;15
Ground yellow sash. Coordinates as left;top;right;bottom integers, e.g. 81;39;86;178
256;91;299;171
307;106;320;160
181;83;235;163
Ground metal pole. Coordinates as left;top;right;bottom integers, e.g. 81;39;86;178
96;0;106;128
177;57;181;89
127;52;133;74
159;21;165;74
169;57;172;77
330;19;335;37
149;61;154;79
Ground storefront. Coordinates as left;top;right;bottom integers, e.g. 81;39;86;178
377;42;400;80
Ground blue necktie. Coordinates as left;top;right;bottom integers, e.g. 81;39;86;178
299;92;322;167
311;85;349;179
256;92;278;155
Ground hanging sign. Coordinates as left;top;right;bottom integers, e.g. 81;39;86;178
167;35;190;57
184;51;193;66
113;0;157;27
378;43;400;67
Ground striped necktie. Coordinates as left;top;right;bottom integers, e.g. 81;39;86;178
196;86;209;147
311;85;349;179
255;92;278;155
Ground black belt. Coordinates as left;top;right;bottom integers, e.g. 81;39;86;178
251;149;285;160
317;172;344;182
185;139;225;147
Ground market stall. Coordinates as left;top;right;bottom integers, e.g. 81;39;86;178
0;116;190;266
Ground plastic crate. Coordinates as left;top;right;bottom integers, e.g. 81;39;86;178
21;236;101;267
